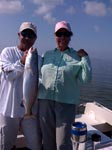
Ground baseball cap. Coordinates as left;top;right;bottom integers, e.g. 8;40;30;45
55;21;73;35
19;22;37;36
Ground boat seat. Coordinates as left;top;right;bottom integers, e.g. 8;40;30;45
76;113;105;126
93;123;112;133
75;102;112;135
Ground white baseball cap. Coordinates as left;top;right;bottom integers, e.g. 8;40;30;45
55;21;73;35
19;22;37;36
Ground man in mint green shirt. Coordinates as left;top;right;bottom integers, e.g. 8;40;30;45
37;21;92;150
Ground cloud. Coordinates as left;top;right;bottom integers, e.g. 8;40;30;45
31;0;63;6
66;6;76;15
0;0;24;14
108;7;112;14
32;0;64;23
32;0;63;6
108;0;112;13
84;1;107;16
93;25;100;32
44;13;56;23
35;4;54;15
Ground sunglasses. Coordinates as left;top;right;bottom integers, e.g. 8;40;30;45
55;32;71;37
21;31;36;39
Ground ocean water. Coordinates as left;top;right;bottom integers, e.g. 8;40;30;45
80;58;112;110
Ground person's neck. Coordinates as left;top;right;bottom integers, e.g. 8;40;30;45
58;46;69;51
17;45;28;51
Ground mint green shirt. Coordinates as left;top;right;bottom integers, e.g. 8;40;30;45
38;48;92;104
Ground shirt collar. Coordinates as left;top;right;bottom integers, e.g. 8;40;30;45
54;47;72;53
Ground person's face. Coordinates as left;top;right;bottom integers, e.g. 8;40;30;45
55;28;71;51
18;29;37;51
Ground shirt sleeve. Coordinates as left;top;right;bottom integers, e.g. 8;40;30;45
0;48;24;81
78;55;92;83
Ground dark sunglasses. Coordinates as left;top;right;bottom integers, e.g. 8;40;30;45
55;32;71;37
21;31;36;39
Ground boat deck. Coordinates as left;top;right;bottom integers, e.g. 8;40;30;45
14;102;112;149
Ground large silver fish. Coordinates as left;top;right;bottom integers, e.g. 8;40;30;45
22;47;38;117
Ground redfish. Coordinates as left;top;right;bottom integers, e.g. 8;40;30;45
23;47;38;117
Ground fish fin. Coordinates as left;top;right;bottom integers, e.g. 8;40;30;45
20;101;24;107
30;47;37;53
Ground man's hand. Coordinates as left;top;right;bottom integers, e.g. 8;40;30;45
77;49;88;57
20;50;28;65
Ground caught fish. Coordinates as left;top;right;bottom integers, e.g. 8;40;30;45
22;47;38;117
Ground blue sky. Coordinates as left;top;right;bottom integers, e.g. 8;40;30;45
0;0;112;60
